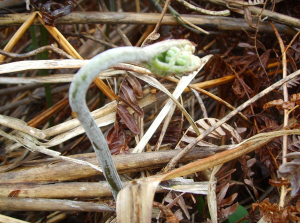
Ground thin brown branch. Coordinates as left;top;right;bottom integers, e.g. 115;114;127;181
142;0;171;46
0;45;74;59
176;0;230;16
0;83;44;96
190;88;208;118
114;26;132;46
0;85;69;113
63;32;118;49
96;0;132;46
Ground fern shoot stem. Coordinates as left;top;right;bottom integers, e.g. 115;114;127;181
69;39;202;200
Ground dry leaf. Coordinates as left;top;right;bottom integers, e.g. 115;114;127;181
119;82;144;117
117;104;140;135
263;99;284;109
30;0;74;26
278;152;300;196
290;93;300;105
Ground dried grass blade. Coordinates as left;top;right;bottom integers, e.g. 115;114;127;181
36;12;81;59
42;100;118;137
160;178;209;195
4;95;157;151
0;130;103;173
0;74;74;84
0;214;30;223
117;176;163;223
208;164;222;223
0;70;126;84
0;115;45;139
0;59;89;74
153;103;177;151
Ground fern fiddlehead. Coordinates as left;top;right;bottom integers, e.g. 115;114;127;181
69;39;202;199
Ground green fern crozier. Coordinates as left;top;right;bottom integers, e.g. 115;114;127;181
145;45;202;76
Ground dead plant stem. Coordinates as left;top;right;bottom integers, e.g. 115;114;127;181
141;0;171;46
0;45;74;59
285;31;300;53
190;88;208;118
176;0;230;16
0;12;295;34
270;22;288;208
204;0;300;28
62;32;118;48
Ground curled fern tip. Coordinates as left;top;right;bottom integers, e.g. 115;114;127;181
146;44;202;77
